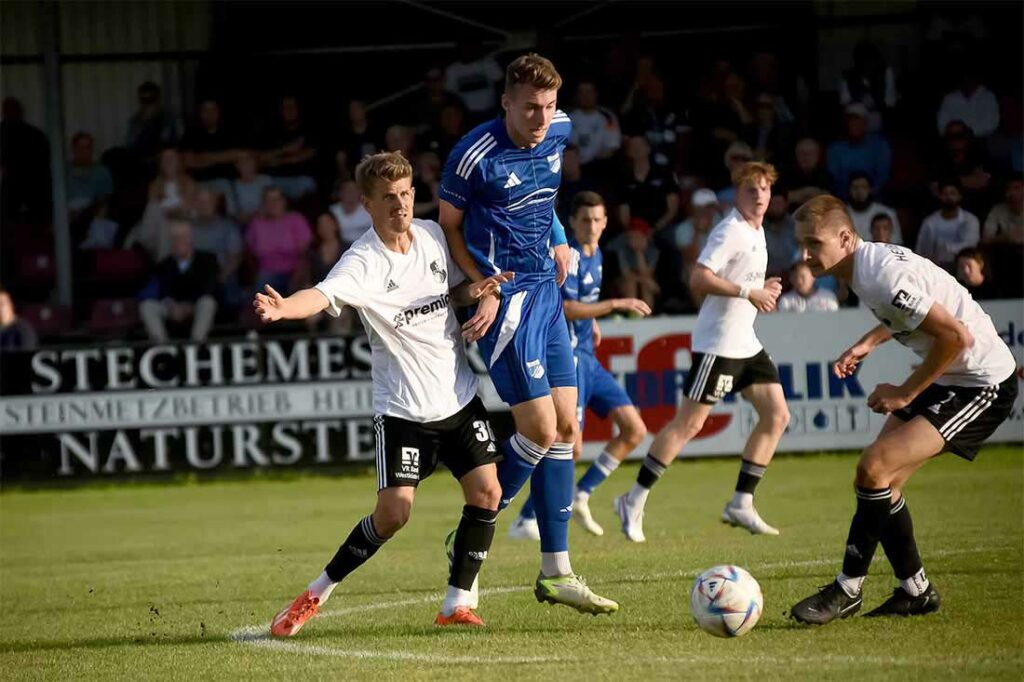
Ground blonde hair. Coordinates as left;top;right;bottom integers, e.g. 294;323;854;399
731;161;779;188
355;151;413;197
793;194;855;232
505;53;562;93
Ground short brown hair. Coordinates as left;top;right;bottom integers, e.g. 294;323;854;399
570;191;605;217
355;151;413;197
731;161;779;188
505;53;562;93
793;194;855;232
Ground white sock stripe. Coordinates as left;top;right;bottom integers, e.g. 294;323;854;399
548;441;575;454
890;497;906;514
856;489;892;500
643;455;667;476
939;388;996;439
510;434;544;465
740;461;767;477
545;444;574;461
361;516;385;545
595;451;620;474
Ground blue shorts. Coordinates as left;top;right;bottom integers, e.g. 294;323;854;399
576;351;633;428
477;280;576;406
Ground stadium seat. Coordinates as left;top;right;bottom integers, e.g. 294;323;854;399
19;303;72;336
89;298;139;334
91;249;148;284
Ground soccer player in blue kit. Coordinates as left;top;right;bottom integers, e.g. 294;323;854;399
508;191;652;539
439;53;618;614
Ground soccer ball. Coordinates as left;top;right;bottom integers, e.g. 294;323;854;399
690;565;763;637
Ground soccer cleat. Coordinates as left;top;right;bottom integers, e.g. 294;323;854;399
444;529;479;610
434;606;486;627
534;573;619;615
864;584;941;618
789;582;863;625
270;590;320;637
507;515;541;541
613;494;646;542
721;502;780;535
572;492;604;536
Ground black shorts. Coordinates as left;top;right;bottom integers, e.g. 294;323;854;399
892;374;1018;461
683;349;781;405
373;396;502;490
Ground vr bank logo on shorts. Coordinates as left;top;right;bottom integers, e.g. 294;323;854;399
396;447;420;480
393;293;451;329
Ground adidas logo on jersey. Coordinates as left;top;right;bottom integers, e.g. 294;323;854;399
582;272;594;285
503;172;522;189
386;279;399;292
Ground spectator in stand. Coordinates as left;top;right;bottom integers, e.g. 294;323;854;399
714;141;753;209
777;261;839;313
138;219;219;343
444;44;503;122
557;145;600;224
672;188;719;310
933;119;996;216
954;247;1000;301
786;138;833;208
0;287;38;351
191;188;244;308
569;80;622;173
126;147;198;261
246;186;312;294
617;135;679;235
763;187;798;278
329;179;373;246
412;151;441;221
750;92;793;163
258;95;318;199
916;177;980;272
66;131;113;219
181;98;243;209
231;151;274;226
838;41;898;133
384;125;416;160
410;67;464;135
846;172;903;244
335;99;380;178
0;97;51;223
869;213;896;243
616;218;660;311
827;103;891;199
422;101;467;163
80;197;119;250
982;173;1023;245
937;62;1000;139
622;72;685;170
303;212;352;334
124;82;178;167
694;65;754;180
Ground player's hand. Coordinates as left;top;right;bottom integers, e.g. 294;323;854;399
553;243;570;286
468;272;514;300
462;291;499;342
867;383;911;414
614;298;652;317
748;283;780;313
833;343;871;378
592;319;602;348
253;284;285;323
763;277;783;297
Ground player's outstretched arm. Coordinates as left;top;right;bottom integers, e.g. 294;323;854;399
563;298;651;321
690;265;781;313
450;271;515;307
253;285;329;323
866;303;973;413
439;201;487;284
834;324;892;378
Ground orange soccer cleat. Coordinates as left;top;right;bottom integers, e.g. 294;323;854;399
434;606;485;627
270;590;320;637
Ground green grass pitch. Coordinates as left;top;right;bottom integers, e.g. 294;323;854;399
1;447;1022;680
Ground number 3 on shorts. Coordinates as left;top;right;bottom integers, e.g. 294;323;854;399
472;420;496;442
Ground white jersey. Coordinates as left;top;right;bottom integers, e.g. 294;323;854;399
851;240;1015;387
777;288;840;313
315;219;478;422
693;208;768;358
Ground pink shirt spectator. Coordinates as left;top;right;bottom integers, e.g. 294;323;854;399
247;212;313;275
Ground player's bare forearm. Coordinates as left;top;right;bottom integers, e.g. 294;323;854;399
689;265;742;298
897;305;972;400
857;324;893;350
440;201;487;283
564;300;616;321
264;288;330;322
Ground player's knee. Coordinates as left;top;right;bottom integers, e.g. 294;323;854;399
467;479;502;510
764;408;790;436
374;497;413;537
555;417;579;445
855;449;892;488
673;414;706;441
621;416;648;447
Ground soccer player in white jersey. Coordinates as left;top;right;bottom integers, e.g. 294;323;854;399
613;162;790;541
256;152;512;634
789;195;1017;624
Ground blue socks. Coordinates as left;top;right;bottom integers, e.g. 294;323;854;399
576;450;620;495
497;433;545;510
532;442;574;553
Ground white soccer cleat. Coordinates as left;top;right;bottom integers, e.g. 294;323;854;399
721;502;780;535
572;492;604;536
613;494;646;543
507;515;541;541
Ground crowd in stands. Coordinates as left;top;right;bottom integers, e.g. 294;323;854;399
1;35;1021;347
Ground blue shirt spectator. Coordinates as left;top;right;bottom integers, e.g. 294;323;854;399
827;104;891;199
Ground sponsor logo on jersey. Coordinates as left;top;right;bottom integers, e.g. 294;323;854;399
891;289;920;314
393;293;451;329
503;172;522;189
526;359;545;379
547;152;561;173
430;260;447;284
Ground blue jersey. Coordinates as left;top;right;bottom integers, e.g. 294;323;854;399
561;241;603;356
439;112;572;294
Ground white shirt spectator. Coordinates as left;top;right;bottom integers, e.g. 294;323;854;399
569;107;622;165
330;202;374;243
915;208;980;270
777;288;839;313
849;201;903;244
936;86;1000;138
444;56;503;115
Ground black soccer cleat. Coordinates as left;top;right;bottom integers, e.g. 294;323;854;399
864;584;941;618
790;582;863;625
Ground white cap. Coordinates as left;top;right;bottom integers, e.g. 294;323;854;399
691;188;718;208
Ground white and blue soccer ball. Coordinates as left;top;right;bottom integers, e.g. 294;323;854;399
690;565;763;637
